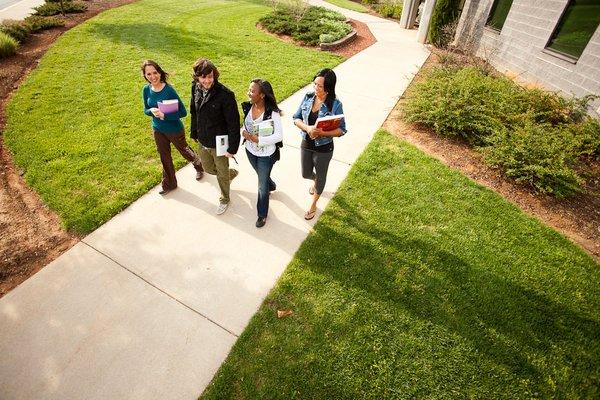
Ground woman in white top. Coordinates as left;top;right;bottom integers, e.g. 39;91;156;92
241;79;283;228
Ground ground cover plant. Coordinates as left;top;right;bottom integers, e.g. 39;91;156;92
326;0;402;19
404;64;600;197
0;31;18;58
3;0;342;233
0;15;65;58
324;0;369;13
200;130;600;399
375;1;402;19
259;4;351;45
33;0;87;17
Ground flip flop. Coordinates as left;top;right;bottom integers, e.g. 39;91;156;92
304;209;316;220
309;185;315;195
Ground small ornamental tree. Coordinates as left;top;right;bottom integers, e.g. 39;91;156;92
429;0;461;47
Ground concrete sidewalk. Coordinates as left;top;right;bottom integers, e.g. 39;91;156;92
0;0;44;21
0;1;429;399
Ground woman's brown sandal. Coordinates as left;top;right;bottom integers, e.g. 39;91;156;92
304;209;316;220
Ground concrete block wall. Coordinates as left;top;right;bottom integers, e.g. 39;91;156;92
455;0;600;114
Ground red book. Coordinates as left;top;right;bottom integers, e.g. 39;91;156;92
315;114;344;131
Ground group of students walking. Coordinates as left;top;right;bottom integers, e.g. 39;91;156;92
141;58;347;228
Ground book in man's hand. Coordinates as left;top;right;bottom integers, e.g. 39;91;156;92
157;99;178;114
315;114;344;131
216;135;228;156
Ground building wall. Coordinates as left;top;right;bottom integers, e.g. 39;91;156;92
454;0;600;114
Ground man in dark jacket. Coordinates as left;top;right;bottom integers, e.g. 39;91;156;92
190;58;241;215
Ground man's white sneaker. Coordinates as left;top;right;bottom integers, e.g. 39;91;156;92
216;202;229;215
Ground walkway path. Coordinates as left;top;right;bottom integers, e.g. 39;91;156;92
0;1;429;398
0;0;44;21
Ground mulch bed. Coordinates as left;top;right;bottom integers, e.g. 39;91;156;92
0;0;138;298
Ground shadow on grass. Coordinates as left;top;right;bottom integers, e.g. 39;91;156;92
295;194;599;394
86;22;247;59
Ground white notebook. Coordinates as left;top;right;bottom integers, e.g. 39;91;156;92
216;135;228;156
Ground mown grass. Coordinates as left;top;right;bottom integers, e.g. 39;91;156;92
201;130;599;399
325;0;369;13
3;0;342;233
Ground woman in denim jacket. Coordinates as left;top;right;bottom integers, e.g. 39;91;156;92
292;68;346;220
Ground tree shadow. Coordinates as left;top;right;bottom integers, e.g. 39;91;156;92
87;21;247;60
293;194;600;393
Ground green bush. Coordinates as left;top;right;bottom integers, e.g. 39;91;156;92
34;1;86;16
24;15;65;32
0;19;31;43
569;118;600;159
517;88;592;126
484;122;585;197
376;1;403;19
0;31;18;58
429;0;461;47
260;5;350;46
405;64;599;196
404;66;524;143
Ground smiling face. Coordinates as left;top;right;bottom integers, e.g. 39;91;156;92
198;71;215;91
313;76;326;99
247;82;264;105
144;65;162;86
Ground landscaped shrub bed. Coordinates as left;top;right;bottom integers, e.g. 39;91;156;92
0;15;65;58
34;1;87;17
374;1;403;19
259;5;351;45
24;15;65;32
404;64;600;196
0;31;18;58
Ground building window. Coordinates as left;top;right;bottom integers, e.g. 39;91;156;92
486;0;514;31
546;0;600;60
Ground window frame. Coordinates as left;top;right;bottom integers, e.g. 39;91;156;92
544;0;599;62
485;0;514;32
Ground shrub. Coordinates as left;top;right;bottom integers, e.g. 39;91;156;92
484;122;585;197
0;31;18;58
517;88;593;126
429;0;461;47
320;33;336;43
260;5;350;46
569;118;600;159
376;1;403;19
405;64;599;196
34;1;86;16
24;15;65;32
0;19;31;43
404;66;524;143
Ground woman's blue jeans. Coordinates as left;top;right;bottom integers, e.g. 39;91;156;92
246;149;277;218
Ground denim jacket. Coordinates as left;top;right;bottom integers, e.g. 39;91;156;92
292;92;347;147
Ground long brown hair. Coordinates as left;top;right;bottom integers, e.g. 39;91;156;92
141;60;169;83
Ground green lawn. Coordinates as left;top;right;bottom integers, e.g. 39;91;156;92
201;130;600;399
3;0;342;233
325;0;369;13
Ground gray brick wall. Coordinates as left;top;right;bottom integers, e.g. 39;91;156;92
455;0;600;114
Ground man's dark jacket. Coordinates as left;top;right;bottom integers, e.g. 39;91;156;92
190;81;240;154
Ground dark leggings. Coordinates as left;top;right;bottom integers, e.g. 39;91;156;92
301;148;333;195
